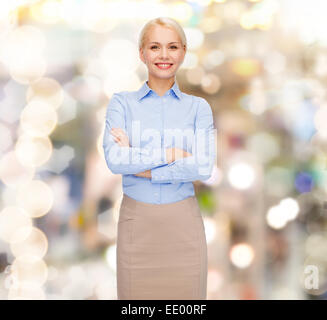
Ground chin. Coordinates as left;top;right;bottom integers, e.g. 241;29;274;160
151;69;177;78
153;74;176;80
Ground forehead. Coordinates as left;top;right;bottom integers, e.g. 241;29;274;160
146;25;180;43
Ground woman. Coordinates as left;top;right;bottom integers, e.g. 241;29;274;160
103;17;216;300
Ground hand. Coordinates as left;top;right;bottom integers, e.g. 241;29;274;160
134;169;151;178
110;128;130;147
166;147;192;163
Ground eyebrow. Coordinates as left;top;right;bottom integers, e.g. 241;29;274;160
149;42;180;44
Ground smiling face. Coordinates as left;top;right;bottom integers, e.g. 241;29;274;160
139;24;186;81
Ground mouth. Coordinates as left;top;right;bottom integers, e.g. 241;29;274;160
155;63;173;70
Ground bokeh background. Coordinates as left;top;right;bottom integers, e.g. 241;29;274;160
1;0;327;300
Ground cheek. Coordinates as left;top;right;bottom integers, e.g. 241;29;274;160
144;53;157;64
172;51;185;62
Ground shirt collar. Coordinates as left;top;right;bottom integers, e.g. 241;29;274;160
137;80;182;101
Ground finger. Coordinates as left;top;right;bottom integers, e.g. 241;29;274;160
111;129;121;135
116;129;126;135
111;131;121;137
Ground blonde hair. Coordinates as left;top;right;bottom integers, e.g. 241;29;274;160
138;17;187;51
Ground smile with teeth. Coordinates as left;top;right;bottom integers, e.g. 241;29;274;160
155;63;173;69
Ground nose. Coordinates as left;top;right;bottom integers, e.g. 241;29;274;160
159;46;169;59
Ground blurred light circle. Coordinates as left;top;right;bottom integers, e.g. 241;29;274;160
168;2;193;22
8;281;46;300
9;55;47;85
20;100;58;137
10;226;48;258
94;281;116;300
80;0;120;33
3;27;47;84
200;17;222;33
59;0;84;28
103;73;141;98
16;180;54;218
181;52;198;69
0;151;35;187
304;233;327;259
266;205;287;229
229;243;254;269
186;66;205;85
26;77;64;110
203;50;225;70
100;39;139;75
246;132;280;163
31;0;62;24
240;12;255;30
105;245;116;271
203;217;217;244
294;171;314;193
207;268;224;294
15;135;52;167
228;162;255;189
201;73;221;94
230;58;261;77
279;197;299;221
184;28;204;51
10;255;48;285
0;207;32;242
2;25;46;64
263;51;286;75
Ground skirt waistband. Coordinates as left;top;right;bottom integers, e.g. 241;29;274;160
121;193;196;212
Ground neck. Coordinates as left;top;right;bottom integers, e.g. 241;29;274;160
147;76;175;97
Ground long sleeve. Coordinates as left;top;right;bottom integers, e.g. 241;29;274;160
150;97;216;184
102;93;168;175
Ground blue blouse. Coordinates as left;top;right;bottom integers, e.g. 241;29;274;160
103;80;216;204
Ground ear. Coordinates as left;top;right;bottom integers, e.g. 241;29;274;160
139;48;145;64
181;46;186;63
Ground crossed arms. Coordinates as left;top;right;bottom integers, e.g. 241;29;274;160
102;93;216;184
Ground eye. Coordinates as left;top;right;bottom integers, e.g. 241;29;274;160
150;45;179;49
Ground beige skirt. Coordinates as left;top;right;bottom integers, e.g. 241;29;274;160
116;194;208;300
